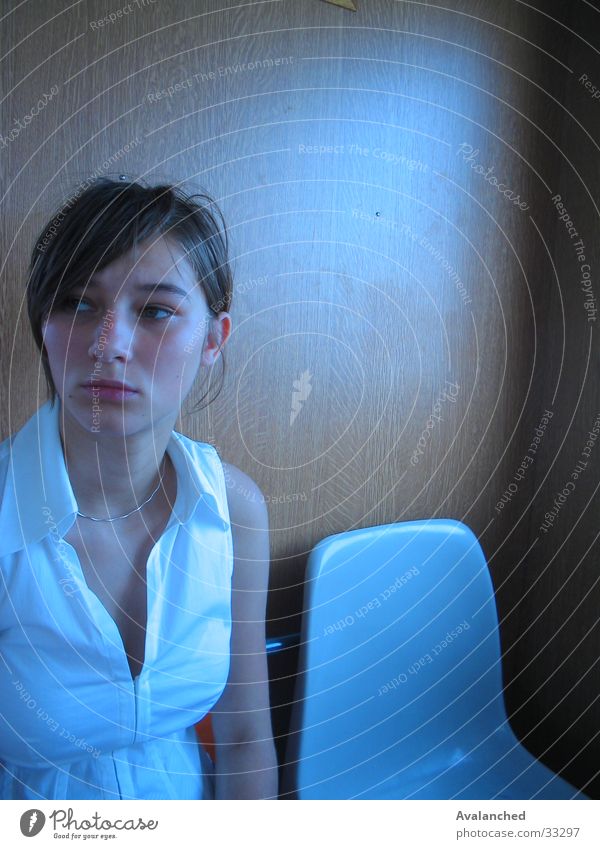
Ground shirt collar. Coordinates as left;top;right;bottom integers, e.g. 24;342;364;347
0;399;218;557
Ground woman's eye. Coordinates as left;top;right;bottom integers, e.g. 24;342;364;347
142;305;175;320
60;296;92;313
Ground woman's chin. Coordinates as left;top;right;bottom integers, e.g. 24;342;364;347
60;401;146;438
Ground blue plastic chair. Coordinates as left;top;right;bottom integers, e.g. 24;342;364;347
283;520;586;799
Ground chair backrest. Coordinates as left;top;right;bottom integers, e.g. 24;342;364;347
285;519;508;798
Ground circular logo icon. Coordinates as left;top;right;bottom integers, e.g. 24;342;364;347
19;809;46;837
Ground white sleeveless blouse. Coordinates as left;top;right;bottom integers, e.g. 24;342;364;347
0;400;233;799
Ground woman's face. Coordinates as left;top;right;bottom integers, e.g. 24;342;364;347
42;234;230;438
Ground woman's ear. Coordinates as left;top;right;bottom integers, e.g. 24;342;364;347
200;312;232;368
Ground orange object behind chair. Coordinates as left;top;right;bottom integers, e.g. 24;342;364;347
195;713;216;762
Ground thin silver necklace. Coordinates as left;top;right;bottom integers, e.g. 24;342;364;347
76;457;167;523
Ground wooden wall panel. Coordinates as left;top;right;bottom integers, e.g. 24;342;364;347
1;0;599;795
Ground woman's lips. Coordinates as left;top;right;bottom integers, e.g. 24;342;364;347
82;383;139;402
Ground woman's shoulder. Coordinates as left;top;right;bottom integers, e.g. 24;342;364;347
220;461;263;497
219;462;270;593
220;461;268;530
173;431;267;530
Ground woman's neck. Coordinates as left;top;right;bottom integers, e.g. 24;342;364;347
58;406;176;520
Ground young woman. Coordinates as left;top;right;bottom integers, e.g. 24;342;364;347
0;178;278;800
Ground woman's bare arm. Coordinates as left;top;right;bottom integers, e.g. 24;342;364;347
210;462;278;800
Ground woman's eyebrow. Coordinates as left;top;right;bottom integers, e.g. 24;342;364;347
135;282;190;298
81;280;190;298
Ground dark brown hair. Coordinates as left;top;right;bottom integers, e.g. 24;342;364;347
26;176;233;408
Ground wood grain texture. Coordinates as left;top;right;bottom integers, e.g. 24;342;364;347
1;0;599;795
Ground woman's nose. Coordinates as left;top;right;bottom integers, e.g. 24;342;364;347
87;310;131;362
